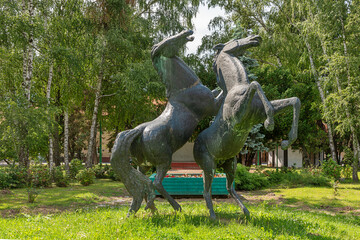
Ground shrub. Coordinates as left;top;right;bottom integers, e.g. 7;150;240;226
93;164;109;179
0;170;12;189
107;166;121;181
235;164;269;190
27;187;41;203
7;166;28;188
29;165;51;188
53;166;69;187
341;165;352;179
321;159;341;180
76;168;95;186
69;159;83;179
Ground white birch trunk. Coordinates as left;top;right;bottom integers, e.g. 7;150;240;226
22;0;34;102
304;40;337;162
46;63;54;174
86;63;103;168
64;110;70;174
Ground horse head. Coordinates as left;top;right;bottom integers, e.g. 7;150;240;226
213;35;262;57
151;30;194;59
213;35;262;92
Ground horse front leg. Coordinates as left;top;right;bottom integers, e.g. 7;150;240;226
271;97;301;150
248;81;274;131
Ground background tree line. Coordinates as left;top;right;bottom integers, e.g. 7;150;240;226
1;0;359;181
186;0;359;181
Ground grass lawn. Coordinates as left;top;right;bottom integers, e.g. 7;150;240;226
1;179;359;239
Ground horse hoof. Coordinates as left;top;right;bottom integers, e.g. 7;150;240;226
243;208;251;218
281;140;289;150
173;204;182;212
264;118;274;131
209;214;217;220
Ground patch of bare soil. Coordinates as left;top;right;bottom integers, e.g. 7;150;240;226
0;189;13;195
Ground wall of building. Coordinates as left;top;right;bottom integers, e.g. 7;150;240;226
172;142;195;162
288;148;303;168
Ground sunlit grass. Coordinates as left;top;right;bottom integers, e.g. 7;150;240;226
0;179;126;210
0;202;359;239
1;178;359;239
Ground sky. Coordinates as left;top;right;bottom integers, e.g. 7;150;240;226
186;4;226;54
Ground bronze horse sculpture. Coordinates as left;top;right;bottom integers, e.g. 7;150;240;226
193;35;301;219
111;30;223;216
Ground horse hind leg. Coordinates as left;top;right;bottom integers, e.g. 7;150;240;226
193;141;217;219
271;97;301;150
127;194;143;217
153;162;182;212
221;158;250;218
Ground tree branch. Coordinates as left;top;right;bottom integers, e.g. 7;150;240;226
99;93;116;99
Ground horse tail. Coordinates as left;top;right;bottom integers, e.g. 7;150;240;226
110;126;155;211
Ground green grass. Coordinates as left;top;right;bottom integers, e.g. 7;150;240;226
1;203;359;239
0;179;126;212
1;179;359;239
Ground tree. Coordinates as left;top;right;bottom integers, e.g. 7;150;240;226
240;124;269;166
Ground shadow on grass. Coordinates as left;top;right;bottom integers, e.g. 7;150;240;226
144;208;341;240
250;212;341;240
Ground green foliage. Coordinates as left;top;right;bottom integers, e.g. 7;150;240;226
235;164;269;190
76;168;95;186
27;187;40;203
69;159;83;179
93;164;114;179
235;164;331;190
106;166;120;181
0;170;12;189
240;124;269;155
28;165;52;188
341;165;352;179
0;166;28;189
53;166;69;187
321;159;342;180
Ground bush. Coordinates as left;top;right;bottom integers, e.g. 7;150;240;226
69;159;83;179
322;159;341;180
235;164;269;190
106;166;121;181
93;164;109;179
29;165;51;188
341;165;352;179
0;170;12;189
7;166;28;188
76;168;95;186
53;166;69;187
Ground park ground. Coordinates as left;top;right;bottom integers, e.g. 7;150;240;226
1;179;359;239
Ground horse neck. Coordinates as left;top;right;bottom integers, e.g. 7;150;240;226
155;56;199;98
216;53;249;93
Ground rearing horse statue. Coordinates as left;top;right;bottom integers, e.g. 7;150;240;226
111;30;223;216
193;35;301;219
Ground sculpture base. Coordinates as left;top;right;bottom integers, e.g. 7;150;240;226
149;173;229;196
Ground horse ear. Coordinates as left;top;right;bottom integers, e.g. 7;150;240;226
213;43;225;51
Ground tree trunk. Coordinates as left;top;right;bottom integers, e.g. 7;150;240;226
18;0;34;168
86;59;104;168
53;116;61;166
46;63;54;174
245;153;255;167
22;0;34;102
64;110;70;175
304;40;337;162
